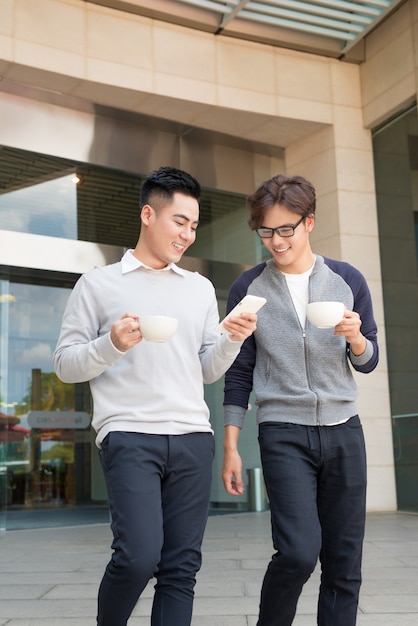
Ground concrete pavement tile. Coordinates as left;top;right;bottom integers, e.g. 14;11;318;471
370;540;418;555
191;595;259;616
41;583;98;600
130;598;153;616
0;584;52;600
197;557;248;571
196;569;262;584
251;611;418;626
240;558;271;570
121;615;248;626
0;598;95;619
360;573;418;594
356;616;418;625
0;571;101;585
0;556;107;574
398;556;418;566
361;554;412;567
2;621;94;626
359;594;418;613
191;618;248;625
193;580;245;597
0;511;417;624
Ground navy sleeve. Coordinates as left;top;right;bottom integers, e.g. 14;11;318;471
223;265;265;409
324;258;379;373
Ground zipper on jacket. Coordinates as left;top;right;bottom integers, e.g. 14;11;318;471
303;325;321;425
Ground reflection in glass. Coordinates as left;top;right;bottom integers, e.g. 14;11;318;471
0;272;93;526
373;105;418;511
0;144;268;526
0;174;77;239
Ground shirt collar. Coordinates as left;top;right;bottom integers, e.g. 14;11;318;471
120;249;186;276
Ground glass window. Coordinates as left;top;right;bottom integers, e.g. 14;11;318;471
415;211;418;270
373;105;418;512
0;144;265;525
0;145;260;266
0;174;78;239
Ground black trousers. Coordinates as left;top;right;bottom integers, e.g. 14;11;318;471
97;431;214;626
257;416;367;626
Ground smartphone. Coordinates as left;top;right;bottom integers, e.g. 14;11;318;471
217;294;267;334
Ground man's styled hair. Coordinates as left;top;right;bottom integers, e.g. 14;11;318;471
247;174;316;230
140;166;201;210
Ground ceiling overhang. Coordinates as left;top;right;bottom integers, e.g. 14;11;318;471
87;0;404;61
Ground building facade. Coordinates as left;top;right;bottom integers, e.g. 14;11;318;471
0;0;417;528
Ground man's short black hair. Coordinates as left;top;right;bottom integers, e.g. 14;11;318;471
140;166;201;209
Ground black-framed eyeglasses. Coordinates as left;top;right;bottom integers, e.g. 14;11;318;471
255;216;305;239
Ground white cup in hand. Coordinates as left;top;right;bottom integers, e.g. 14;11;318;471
139;316;178;342
306;301;344;329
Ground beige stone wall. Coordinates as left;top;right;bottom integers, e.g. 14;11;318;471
0;0;397;510
361;0;417;129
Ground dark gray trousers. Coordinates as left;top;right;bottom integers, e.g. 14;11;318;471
97;431;214;626
257;416;367;626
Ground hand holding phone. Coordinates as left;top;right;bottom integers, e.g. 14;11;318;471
217;295;267;334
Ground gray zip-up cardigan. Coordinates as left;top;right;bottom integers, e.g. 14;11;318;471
223;255;379;429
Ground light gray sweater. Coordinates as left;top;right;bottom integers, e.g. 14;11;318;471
53;251;243;447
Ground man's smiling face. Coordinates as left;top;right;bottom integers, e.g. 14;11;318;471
139;192;199;269
260;204;314;274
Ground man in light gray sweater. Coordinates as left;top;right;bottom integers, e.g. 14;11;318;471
53;166;257;626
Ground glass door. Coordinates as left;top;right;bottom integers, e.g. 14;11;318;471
0;267;95;528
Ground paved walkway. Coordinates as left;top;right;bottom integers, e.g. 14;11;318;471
0;511;417;625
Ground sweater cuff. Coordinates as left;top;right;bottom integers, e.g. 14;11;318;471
220;332;244;356
224;404;246;429
349;338;373;366
95;332;126;364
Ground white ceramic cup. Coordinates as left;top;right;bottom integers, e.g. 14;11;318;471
306;301;345;329
139;315;178;342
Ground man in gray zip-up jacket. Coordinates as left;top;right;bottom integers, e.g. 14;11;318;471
221;174;378;626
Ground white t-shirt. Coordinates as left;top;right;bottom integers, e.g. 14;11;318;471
282;264;314;329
